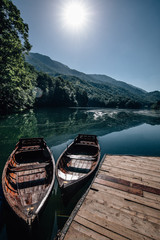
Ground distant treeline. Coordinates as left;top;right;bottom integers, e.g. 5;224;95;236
2;62;160;115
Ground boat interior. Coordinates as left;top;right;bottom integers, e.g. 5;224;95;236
4;144;53;218
58;143;99;182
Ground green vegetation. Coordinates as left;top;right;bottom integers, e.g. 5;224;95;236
1;1;160;115
0;0;35;114
26;53;160;110
35;73;88;107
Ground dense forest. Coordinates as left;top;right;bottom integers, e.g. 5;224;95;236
26;53;160;110
1;0;160;115
0;0;33;114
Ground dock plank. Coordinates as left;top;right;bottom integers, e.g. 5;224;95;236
97;173;160;195
92;182;160;210
98;169;160;189
80;195;160;239
95;177;143;196
64;221;111;240
74;215;128;240
100;164;160;183
86;190;160;224
77;210;151;240
59;155;160;240
102;161;160;177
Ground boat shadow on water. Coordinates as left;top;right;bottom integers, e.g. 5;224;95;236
0;184;4;231
56;175;94;234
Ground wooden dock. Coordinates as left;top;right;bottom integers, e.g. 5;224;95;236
58;155;160;240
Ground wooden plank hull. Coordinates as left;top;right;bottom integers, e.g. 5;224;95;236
2;138;55;226
56;134;100;198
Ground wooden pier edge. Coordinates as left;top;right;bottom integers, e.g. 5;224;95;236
55;154;107;240
55;154;160;240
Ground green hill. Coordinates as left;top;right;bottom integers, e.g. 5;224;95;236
25;52;160;109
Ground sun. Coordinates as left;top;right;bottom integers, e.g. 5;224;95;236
61;1;88;31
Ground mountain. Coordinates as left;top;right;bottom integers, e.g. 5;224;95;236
90;74;147;96
25;52;160;109
25;52;71;76
25;53;146;95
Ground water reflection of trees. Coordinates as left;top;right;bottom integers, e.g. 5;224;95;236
1;108;160;146
84;110;160;136
0;110;38;175
35;108;160;142
0;108;160;163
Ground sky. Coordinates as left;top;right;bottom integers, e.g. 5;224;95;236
12;0;160;92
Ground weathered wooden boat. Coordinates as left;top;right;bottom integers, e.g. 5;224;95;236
56;134;100;197
2;138;55;226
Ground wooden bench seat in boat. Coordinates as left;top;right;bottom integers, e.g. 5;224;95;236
9;162;49;172
16;147;43;154
58;169;85;181
75;141;97;146
17;178;46;189
65;159;92;173
69;159;92;169
66;154;96;161
65;166;91;174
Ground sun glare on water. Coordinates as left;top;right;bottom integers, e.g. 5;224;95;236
61;1;89;32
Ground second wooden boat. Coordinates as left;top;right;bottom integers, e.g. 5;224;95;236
2;138;55;226
56;134;100;196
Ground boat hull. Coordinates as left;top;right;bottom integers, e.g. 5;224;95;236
56;134;100;200
61;165;98;201
2;138;55;227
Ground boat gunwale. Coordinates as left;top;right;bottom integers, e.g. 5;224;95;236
2;138;55;226
56;135;100;190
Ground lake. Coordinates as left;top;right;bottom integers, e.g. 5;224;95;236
0;107;160;239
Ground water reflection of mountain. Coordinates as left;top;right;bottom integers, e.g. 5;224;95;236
0;107;159;164
39;108;160;145
84;109;160;135
0;108;160;149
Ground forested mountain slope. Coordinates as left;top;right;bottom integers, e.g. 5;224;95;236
25;52;160;109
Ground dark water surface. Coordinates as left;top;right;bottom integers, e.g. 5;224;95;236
0;107;160;239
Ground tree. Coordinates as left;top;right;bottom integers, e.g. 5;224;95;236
0;0;33;114
76;89;88;107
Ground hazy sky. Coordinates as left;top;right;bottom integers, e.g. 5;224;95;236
12;0;160;92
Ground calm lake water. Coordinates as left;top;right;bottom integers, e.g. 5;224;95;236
0;107;160;239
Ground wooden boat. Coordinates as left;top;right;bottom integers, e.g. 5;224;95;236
2;138;55;226
56;134;100;196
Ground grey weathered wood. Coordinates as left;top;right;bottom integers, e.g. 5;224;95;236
57;155;160;240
